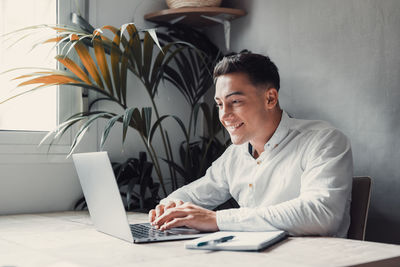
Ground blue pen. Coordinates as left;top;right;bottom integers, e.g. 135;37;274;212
197;235;235;247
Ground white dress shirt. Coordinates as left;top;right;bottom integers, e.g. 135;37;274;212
161;111;353;237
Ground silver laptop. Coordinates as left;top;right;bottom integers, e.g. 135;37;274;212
72;151;208;243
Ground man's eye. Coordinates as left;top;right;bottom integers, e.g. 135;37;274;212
215;103;222;108
232;100;241;104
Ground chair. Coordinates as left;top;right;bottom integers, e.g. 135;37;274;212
347;176;372;240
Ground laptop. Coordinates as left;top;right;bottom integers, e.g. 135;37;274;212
72;151;208;243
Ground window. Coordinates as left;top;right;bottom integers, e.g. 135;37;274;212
0;0;57;131
0;0;87;159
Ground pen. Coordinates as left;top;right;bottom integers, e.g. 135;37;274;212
196;235;235;247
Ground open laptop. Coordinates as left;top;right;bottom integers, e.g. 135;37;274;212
72;151;208;243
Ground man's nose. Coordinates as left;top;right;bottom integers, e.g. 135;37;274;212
220;105;232;121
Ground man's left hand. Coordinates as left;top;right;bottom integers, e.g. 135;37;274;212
151;202;219;232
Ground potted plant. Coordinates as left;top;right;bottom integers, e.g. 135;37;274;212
1;13;229;205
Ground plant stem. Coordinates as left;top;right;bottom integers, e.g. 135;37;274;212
184;108;195;173
139;133;166;196
164;131;177;190
148;95;176;185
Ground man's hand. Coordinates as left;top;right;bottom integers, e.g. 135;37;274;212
149;202;219;232
148;200;184;224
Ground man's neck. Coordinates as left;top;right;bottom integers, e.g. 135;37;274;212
251;109;283;158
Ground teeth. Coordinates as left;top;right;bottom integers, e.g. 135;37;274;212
226;123;243;130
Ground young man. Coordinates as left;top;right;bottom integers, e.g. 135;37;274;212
149;53;353;237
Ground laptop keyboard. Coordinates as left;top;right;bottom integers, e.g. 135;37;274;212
130;223;171;239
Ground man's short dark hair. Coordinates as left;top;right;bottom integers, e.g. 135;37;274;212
213;52;280;91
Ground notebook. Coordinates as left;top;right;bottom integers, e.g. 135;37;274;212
185;230;287;251
72;151;208;243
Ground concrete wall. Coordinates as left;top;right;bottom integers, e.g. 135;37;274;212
208;0;400;244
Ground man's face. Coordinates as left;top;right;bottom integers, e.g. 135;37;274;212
215;72;272;146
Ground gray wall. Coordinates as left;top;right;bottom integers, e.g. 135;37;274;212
208;0;400;244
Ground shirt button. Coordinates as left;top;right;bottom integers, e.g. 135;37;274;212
256;161;261;165
249;183;253;188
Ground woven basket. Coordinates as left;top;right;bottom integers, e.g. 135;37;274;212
166;0;222;9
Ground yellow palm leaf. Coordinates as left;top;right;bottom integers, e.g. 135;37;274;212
56;55;92;85
43;36;64;43
70;34;104;89
18;75;79;86
93;36;113;96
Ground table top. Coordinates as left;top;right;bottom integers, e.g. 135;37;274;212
0;211;400;267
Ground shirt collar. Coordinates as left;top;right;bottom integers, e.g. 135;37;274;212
244;110;291;155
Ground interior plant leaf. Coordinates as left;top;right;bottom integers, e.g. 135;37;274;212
148;114;188;145
100;114;123;150
125;24;142;76
142;32;154;85
149;44;186;97
101;25;128;48
110;29;122;101
141;107;152;139
38;116;83;147
120;36;130;106
56;55;92;84
1;82;65;105
93;36;114;95
70;34;104;89
122;107;140;144
17;74;79;87
68;112;112;157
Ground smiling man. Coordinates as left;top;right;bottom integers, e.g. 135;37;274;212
149;52;353;237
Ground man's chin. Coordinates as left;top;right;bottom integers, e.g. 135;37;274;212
229;135;246;145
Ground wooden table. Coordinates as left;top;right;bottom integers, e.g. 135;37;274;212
0;211;399;267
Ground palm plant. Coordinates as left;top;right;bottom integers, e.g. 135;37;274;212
153;22;229;187
1;14;229;197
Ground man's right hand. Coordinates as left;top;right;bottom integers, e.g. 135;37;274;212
148;200;184;226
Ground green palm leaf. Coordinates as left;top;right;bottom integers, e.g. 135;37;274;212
68;112;112;157
100;114;123;150
142;32;154;85
148;114;188;145
122;107;140;144
126;24;142;76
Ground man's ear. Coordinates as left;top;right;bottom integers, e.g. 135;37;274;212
265;88;279;109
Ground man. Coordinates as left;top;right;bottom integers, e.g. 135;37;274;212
149;52;353;237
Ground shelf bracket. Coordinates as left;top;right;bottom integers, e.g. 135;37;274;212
168;15;186;24
201;15;231;51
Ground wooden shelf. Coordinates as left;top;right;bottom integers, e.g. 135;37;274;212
144;7;246;27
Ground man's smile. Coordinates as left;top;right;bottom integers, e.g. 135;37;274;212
225;122;244;132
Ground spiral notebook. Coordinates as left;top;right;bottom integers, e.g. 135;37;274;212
185;230;287;251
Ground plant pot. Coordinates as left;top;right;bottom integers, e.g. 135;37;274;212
166;0;222;9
